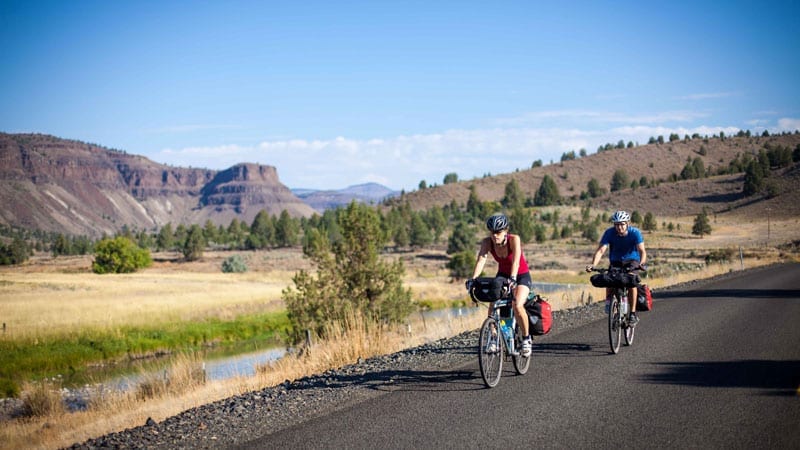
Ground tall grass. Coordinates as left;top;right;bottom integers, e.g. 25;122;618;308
0;312;290;397
0;309;484;450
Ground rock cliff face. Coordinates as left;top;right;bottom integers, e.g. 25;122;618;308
0;133;315;237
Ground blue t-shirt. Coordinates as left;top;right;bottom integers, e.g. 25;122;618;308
600;226;644;263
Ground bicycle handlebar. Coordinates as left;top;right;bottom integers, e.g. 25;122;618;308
587;263;647;274
467;282;513;304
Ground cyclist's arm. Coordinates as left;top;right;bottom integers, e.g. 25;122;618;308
590;243;608;268
470;237;491;279
637;242;647;266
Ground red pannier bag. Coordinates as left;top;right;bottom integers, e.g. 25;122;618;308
524;295;552;335
637;284;653;312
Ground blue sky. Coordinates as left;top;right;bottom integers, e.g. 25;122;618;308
2;0;798;191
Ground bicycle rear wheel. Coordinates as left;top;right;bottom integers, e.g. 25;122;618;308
512;323;531;375
478;317;503;387
608;298;622;354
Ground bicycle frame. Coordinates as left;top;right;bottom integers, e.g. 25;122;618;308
590;267;637;354
470;285;531;387
492;298;517;355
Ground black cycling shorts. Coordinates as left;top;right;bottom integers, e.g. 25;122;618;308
497;271;533;289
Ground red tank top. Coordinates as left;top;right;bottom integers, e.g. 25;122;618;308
489;234;529;275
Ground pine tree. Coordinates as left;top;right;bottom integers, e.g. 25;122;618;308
275;210;300;247
502;179;524;209
283;202;413;343
183;225;206;261
692;211;712;237
156;223;174;251
447;221;474;254
534;175;560;206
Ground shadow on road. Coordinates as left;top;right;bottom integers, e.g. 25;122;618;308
291;367;482;393
532;342;606;357
641;359;800;396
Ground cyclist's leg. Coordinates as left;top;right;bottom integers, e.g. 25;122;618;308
628;285;638;313
513;273;533;337
513;284;530;337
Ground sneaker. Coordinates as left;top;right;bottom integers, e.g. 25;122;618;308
628;312;639;327
487;339;498;353
521;337;532;357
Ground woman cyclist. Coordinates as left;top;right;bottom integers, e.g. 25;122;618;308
586;210;647;326
466;213;534;357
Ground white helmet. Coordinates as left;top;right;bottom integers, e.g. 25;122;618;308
610;210;630;223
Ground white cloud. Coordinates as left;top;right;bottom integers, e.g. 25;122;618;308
152;121;758;191
776;118;800;133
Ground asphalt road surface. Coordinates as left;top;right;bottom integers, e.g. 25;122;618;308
237;263;800;449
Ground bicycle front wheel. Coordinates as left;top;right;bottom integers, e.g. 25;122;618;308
478;317;503;387
512;323;531;375
624;313;635;346
608;298;622;354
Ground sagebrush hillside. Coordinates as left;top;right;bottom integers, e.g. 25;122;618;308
394;133;800;220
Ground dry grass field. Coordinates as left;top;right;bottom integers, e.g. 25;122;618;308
2;207;797;340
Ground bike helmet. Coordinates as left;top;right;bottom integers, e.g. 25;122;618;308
486;213;509;232
610;210;631;223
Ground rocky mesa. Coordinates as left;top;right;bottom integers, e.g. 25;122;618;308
0;133;315;237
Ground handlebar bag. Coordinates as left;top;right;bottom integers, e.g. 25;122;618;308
470;276;507;302
590;270;640;288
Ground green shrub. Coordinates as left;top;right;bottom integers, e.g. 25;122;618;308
221;254;248;273
92;236;152;274
705;248;734;264
447;250;475;279
283;202;413;344
0;377;19;398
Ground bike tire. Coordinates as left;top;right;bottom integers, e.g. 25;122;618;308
512;323;531;375
608;298;622;354
624;314;635;346
478;317;503;388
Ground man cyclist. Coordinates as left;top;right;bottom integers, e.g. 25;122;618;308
586;210;647;326
466;213;534;357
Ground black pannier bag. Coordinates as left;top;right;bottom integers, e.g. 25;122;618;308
470;276;508;302
590;269;640;288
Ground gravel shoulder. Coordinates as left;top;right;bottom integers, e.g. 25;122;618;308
65;264;783;449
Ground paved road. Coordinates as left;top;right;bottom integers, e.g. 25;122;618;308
238;263;800;449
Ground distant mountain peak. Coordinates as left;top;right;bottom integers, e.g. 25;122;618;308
292;182;400;212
